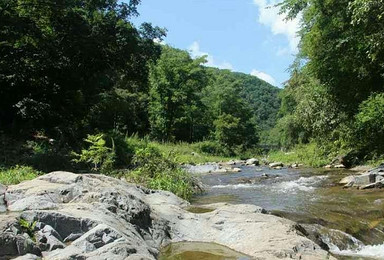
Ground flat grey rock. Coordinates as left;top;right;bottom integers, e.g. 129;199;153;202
1;171;335;260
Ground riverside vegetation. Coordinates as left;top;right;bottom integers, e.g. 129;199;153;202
0;0;279;198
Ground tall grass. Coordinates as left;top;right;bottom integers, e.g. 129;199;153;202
268;143;330;167
0;165;42;185
126;135;233;165
122;145;198;200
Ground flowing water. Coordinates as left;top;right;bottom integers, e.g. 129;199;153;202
185;166;384;259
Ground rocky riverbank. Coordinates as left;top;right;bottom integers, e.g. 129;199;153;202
0;171;335;259
340;164;384;189
183;158;297;175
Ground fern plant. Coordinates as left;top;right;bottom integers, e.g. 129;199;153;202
73;134;115;173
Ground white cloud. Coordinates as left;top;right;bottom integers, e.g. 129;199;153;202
250;69;276;85
153;38;166;45
253;0;301;54
188;41;234;70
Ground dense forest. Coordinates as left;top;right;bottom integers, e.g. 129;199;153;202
0;0;279;177
270;0;384;165
2;0;384;195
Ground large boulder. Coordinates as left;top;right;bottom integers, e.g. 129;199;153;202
245;158;259;166
340;164;384;189
183;163;220;174
269;162;284;168
1;172;335;260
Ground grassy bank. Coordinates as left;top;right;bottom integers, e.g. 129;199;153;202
0;134;238;200
267;143;330;167
136;139;233;165
268;142;384;168
0;165;42;185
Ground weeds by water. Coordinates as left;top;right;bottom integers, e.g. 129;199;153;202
123;145;198;200
268;143;331;167
0;165;41;185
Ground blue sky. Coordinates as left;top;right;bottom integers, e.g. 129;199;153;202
132;0;300;87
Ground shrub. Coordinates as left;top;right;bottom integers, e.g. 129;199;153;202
24;138;72;172
72;134;115;173
0;165;41;185
353;93;384;158
19;218;37;241
194;140;223;155
103;131;135;168
126;145;196;200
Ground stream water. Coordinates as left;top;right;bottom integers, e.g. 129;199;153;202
175;166;384;259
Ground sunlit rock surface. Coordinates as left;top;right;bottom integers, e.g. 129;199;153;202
1;171;334;259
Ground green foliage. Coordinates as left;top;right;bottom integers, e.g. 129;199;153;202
73;134;115;173
205;68;281;131
268;114;307;148
148;46;208;142
273;0;384;163
279;0;384;115
352;93;384;157
126;146;196;200
0;165;41;185
147;48;278;149
202;70;261;154
213;114;258;155
194;140;223;156
19;218;37;241
214;114;241;149
124;137;232;165
87;88;151;135
103;131;137;169
268;143;330;167
0;133;73;172
0;0;165;138
24;138;73;172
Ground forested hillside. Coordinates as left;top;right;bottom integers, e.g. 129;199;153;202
270;0;384;165
206;68;281;131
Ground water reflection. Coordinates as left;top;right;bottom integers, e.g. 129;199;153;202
159;242;251;260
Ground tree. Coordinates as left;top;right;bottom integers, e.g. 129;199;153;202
0;0;165;138
203;70;259;153
148;46;208;142
353;93;384;156
276;0;384;160
280;0;384;114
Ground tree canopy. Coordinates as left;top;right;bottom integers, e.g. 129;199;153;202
0;0;165;138
273;0;384;160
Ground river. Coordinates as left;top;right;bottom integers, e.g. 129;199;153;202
169;165;384;259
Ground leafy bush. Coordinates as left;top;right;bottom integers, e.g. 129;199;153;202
126;146;196;200
24;138;73;172
73;134;115;173
352;93;384;158
19;218;37;241
195;140;223;155
102;131;135;168
0;165;41;185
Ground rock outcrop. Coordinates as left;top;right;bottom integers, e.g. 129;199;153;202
1;171;335;259
339;164;384;189
245;158;259;166
269;162;284;168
